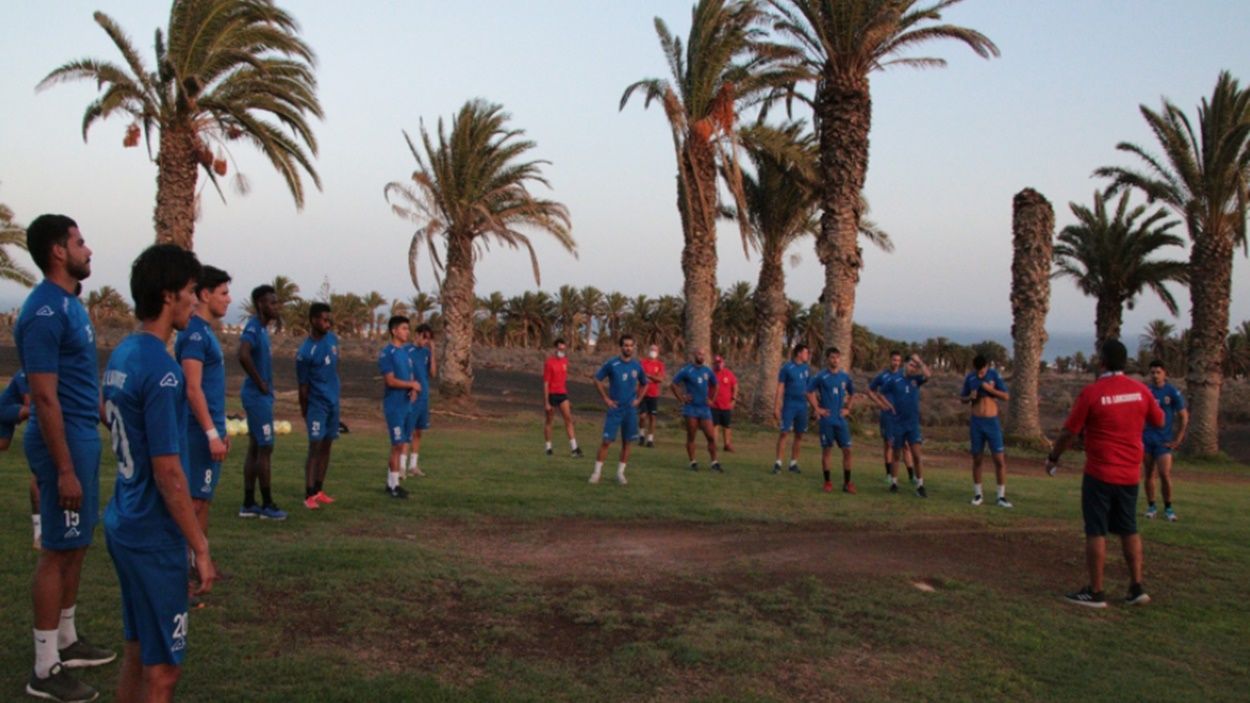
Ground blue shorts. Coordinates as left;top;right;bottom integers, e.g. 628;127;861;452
184;424;224;501
409;402;430;432
0;419;16;440
602;406;640;442
306;400;340;441
682;405;712;421
878;414;896;442
820;419;852;449
891;421;922;449
970;416;1004;455
27;429;100;551
780;403;809;433
384;401;413;446
242;394;275;447
1142;436;1171;457
106;538;188;666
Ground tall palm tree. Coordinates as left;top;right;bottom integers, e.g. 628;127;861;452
621;0;786;356
1007;188;1053;443
1054;191;1188;352
385;100;574;398
0;201;37;288
38;1;322;250
1095;71;1250;455
767;0;998;364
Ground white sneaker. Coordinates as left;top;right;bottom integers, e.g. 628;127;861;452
616;473;628;485
588;471;601;484
410;467;426;478
971;494;984;507
996;497;1014;509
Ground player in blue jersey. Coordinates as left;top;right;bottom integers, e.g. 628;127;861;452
0;369;39;549
670;347;721;473
771;344;812;475
237;284;286;520
891;353;931;497
174;265;232;572
379;316;421;498
103;244;216;703
18;214;115;703
867;350;916;490
590;334;648;485
807;347;857;494
297;303;341;511
960;354;1013;508
1142;360;1188;522
404;323;437;478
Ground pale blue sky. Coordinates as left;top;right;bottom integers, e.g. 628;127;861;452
1;1;1246;348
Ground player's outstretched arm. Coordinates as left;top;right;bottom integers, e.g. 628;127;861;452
153;454;216;593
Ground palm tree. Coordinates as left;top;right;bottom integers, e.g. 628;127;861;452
714;281;755;353
0;200;37;288
38;1;322;250
410;292;438;324
621;0;786;356
1054;191;1188;352
1139;319;1176;359
767;0;998;364
1227;320;1250;379
361;290;386;337
1095;71;1250;455
555;285;583;350
84;285;133;325
602;292;629;343
384;100;574;398
476;291;507;346
580;285;605;346
1006;188;1053;443
506;291;554;349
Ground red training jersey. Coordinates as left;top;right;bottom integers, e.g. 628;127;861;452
711;368;738;410
641;358;665;398
543;356;569;395
1062;373;1164;485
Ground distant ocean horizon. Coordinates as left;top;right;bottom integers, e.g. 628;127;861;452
864;322;1095;363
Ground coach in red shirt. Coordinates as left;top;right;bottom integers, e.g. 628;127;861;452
1046;339;1164;609
710;355;739;452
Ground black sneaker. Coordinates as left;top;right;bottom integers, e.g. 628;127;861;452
770;463;782;475
788;463;801;474
1125;582;1151;606
889;483;899;494
689;462;699;472
387;485;409;499
545;448;553;456
646;439;655;448
26;663;98;702
1064;586;1107;609
571;447;584;458
915;485;927;498
58;636;116;668
711;462;724;473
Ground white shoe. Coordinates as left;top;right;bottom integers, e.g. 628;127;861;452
616;473;628;485
971;494;983;507
996;497;1014;509
410;467;426;478
588;471;601;484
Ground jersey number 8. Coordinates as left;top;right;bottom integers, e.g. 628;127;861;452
104;400;136;479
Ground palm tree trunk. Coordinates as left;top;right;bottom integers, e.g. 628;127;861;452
439;233;476;399
1006;189;1054;443
816;77;871;366
1093;296;1124;354
751;252;787;423
678;139;719;356
154;124;199;250
1185;232;1232;455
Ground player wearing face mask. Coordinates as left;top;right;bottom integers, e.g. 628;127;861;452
639;344;666;447
543;338;582;457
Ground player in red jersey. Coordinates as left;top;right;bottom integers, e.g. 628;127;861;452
710;355;738;452
1046;340;1164;609
543;338;582;457
639;344;666;447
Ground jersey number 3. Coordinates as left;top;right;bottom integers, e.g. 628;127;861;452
104;400;136;479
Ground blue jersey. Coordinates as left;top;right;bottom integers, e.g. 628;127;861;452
0;370;29;425
595;355;646;406
1145;382;1185;441
407;344;432;405
778;362;811;405
174;315;226;428
672;363;717;408
102;333;188;551
869;369;900;419
891;374;927;424
239;316;273;399
961;369;1008;401
15;280;98;435
296;332;340;406
378;343;415;407
809;369;854;418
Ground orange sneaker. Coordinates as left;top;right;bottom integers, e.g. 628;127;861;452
303;496;320;510
843;482;857;495
822;481;833;493
313;491;335;505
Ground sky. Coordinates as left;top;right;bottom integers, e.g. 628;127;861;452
1;0;1247;351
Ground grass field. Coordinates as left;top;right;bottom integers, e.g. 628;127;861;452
1;416;1247;702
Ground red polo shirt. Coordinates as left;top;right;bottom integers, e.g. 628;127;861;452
711;368;738;410
1063;373;1164;485
543;356;569;395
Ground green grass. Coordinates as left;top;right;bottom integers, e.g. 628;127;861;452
1;416;1247;702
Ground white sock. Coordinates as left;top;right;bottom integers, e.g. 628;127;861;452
545;441;552;451
32;514;41;541
412;453;419;469
57;606;77;649
974;483;983;497
593;461;603;474
917;478;924;487
998;484;1007;499
647;434;654;442
617;462;627;477
789;459;798;466
34;628;59;678
387;471;398;489
890;475;898;485
569;438;578;451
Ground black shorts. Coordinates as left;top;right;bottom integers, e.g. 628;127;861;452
1082;473;1139;537
639;396;659;415
711;408;732;427
547;393;569;408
